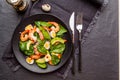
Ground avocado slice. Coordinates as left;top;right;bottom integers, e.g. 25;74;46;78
51;37;65;45
36;58;46;64
37;63;47;69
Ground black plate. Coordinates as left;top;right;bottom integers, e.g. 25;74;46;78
12;14;72;73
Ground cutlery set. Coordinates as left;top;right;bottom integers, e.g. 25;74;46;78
69;12;83;74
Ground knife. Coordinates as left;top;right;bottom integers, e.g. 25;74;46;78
76;13;83;72
69;12;75;75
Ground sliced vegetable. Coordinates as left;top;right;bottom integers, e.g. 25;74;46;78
51;52;59;56
51;53;61;59
51;37;65;45
36;58;46;64
37;63;47;69
26;40;33;50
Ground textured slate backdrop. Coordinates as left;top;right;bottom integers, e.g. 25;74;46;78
0;0;118;80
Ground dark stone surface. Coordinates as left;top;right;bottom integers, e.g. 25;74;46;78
0;0;118;80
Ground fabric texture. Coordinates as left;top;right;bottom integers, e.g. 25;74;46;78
2;0;108;79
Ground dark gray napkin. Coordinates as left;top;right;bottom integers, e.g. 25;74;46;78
84;0;104;8
2;0;108;79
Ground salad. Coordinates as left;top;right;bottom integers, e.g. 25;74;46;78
19;21;67;69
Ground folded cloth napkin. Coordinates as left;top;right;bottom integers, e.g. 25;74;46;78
83;0;104;8
2;0;108;79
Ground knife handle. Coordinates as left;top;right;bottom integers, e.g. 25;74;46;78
71;43;75;75
78;32;82;72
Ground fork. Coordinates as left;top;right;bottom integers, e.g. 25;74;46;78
76;13;83;72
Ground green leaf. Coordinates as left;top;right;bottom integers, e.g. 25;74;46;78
50;43;65;53
35;22;51;40
38;26;51;40
35;21;52;27
19;41;34;56
35;21;41;27
42;29;51;40
51;55;60;65
39;21;52;27
57;25;67;36
19;41;27;51
34;32;39;39
37;45;47;54
37;39;45;46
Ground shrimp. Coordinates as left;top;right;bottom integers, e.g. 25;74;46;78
36;28;44;40
57;54;62;59
48;22;60;32
29;27;37;42
33;42;40;55
48;61;53;65
30;54;41;60
25;24;33;31
20;30;29;41
34;48;40;55
43;26;51;31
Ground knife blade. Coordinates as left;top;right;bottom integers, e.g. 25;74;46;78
69;12;75;37
69;12;75;75
76;13;83;72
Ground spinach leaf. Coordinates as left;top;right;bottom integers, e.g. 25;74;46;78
39;26;51;40
57;25;67;36
19;41;27;51
42;29;51;40
35;21;41;27
50;43;65;53
19;41;34;56
39;21;52;27
51;55;60;65
34;32;39;39
35;21;52;27
37;45;47;54
37;39;45;45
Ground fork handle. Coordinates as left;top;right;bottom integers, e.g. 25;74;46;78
78;32;82;72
